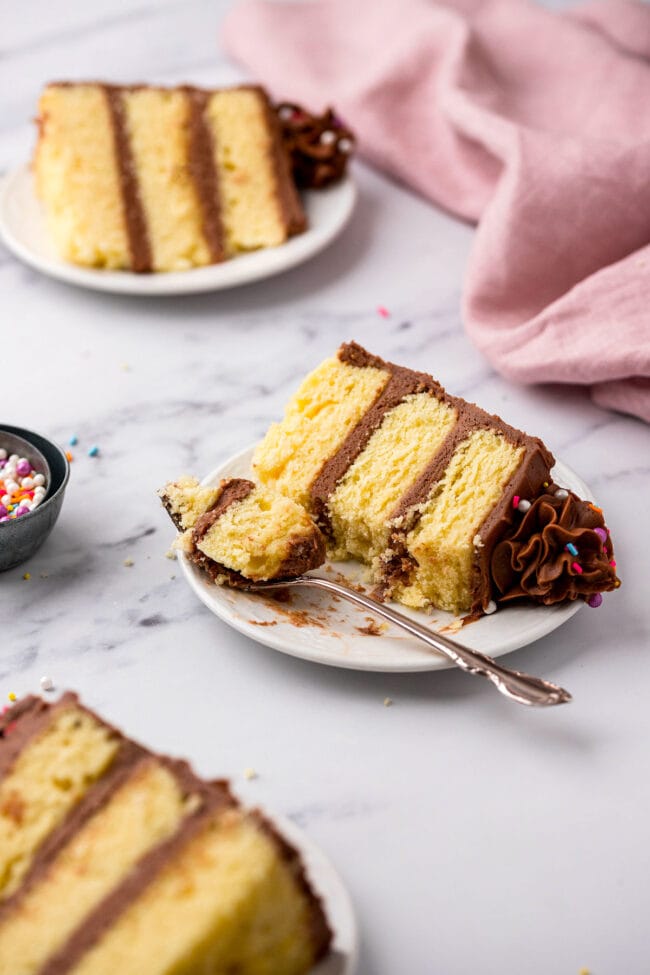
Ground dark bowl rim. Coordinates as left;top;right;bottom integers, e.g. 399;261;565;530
0;424;70;528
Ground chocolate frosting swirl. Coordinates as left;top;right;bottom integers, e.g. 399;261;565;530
491;488;619;605
275;102;355;188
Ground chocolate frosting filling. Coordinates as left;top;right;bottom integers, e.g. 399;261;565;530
491;488;619;605
184;87;225;263
276;101;355;188
102;85;153;273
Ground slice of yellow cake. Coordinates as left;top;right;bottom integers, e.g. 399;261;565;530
158;476;326;584
253;342;619;615
34;83;306;272
0;693;331;974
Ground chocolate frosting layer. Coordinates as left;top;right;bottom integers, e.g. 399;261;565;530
102;86;153;273
491;488;619;605
276;102;355;188
185;87;224;263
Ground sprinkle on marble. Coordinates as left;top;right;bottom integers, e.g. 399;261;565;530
517;498;531;513
587;593;603;609
120;363;131;372
565;542;578;557
65;451;74;462
243;768;258;781
123;557;134;567
23;572;31;581
68;435;78;446
88;445;100;457
40;676;55;692
383;697;393;707
377;305;390;318
8;693;16;702
572;562;583;574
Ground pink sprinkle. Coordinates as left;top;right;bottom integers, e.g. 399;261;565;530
377;306;390;318
572;562;583;574
512;495;520;509
610;559;616;568
594;527;607;544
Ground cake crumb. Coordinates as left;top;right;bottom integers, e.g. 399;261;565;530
123;558;134;568
578;969;591;975
356;617;386;636
439;618;463;634
473;533;484;549
169;574;176;580
39;572;49;579
383;697;393;707
243;768;258;781
165;549;177;560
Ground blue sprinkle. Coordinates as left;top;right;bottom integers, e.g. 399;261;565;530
68;435;78;446
565;542;578;557
87;445;100;457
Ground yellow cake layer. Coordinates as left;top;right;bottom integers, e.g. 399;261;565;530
397;430;525;612
160;476;222;530
196;487;321;581
0;761;196;975
253;356;390;508
72;809;317;975
0;705;119;900
122;89;211;272
35;85;129;269
206;89;286;256
328;393;458;563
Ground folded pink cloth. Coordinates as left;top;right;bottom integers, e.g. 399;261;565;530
223;0;650;422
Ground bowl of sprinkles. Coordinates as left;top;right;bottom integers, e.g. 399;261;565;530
0;426;70;571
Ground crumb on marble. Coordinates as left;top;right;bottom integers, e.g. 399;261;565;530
243;767;258;781
383;697;393;707
165;549;177;560
123;558;134;568
39;572;49;579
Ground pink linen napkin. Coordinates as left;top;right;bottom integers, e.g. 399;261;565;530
222;0;650;423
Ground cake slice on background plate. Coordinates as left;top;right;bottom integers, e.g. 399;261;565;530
34;83;307;272
252;342;619;616
159;476;326;585
0;692;331;974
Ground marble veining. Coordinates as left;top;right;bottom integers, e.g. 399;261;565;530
1;3;650;974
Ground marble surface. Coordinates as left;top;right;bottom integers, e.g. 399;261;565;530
1;3;649;973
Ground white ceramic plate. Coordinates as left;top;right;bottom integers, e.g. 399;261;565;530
276;813;358;975
176;446;595;673
0;165;356;295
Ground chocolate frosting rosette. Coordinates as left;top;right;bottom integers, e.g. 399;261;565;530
276;102;355;188
490;487;619;606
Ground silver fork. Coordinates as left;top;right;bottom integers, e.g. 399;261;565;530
242;575;572;708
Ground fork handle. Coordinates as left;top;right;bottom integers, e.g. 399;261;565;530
293;576;571;707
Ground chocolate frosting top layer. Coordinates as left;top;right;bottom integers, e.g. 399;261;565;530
491;488;619;605
276;102;355;189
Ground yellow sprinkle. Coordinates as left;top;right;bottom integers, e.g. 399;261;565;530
243;768;258;781
23;572;31;581
8;693;16;702
579;968;591;975
123;558;134;568
383;697;393;707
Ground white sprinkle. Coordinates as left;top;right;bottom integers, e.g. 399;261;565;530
338;137;353;153
40;676;55;692
278;105;293;121
320;129;337;145
517;499;532;513
21;477;34;489
484;600;497;615
0;449;6;460
555;489;569;499
33;473;45;487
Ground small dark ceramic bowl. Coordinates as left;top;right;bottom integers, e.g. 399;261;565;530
0;425;70;572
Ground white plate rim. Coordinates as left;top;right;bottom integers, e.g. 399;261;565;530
175;445;594;674
272;812;358;975
0;165;356;295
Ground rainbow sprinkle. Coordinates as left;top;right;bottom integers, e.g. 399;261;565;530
572;562;583;574
565;542;578;557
